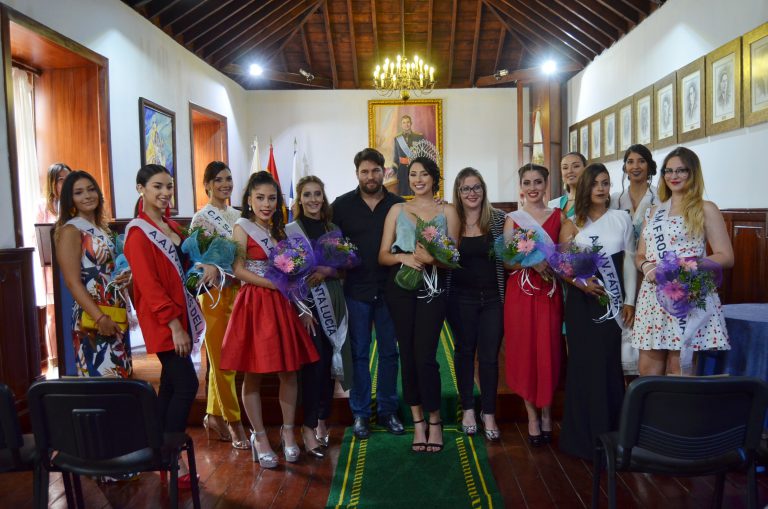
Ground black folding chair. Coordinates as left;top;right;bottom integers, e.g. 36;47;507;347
0;383;41;506
592;376;768;509
28;378;201;509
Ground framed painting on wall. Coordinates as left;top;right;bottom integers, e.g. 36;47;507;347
139;97;178;213
677;57;705;143
579;123;589;159
617;97;633;153
654;72;677;149
602;108;617;161
706;37;742;135
589;116;602;162
633;85;654;149
569;127;578;153
743;22;768;126
368;99;443;198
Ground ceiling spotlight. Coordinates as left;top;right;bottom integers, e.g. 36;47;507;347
249;64;263;76
493;69;509;81
542;60;557;75
299;68;315;83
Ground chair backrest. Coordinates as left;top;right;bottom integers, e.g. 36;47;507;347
27;379;164;461
0;384;24;468
616;376;768;466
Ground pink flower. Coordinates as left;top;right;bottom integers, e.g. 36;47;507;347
679;259;698;271
662;280;686;301
421;226;439;242
274;254;295;274
517;239;536;254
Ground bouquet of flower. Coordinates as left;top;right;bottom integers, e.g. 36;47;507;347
265;235;316;304
395;217;460;291
654;252;722;319
548;242;609;306
493;228;553;267
181;227;238;294
110;233;130;283
313;230;361;269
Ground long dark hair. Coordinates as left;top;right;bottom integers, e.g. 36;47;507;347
573;163;610;228
203;161;231;190
292;175;332;226
55;171;109;240
409;156;440;194
240;171;286;240
134;164;172;217
617;144;657;206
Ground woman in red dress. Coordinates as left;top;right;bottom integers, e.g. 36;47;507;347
503;164;564;446
125;164;218;484
220;171;318;469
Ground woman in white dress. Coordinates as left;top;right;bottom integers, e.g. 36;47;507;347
632;147;734;375
548;152;586;219
610;144;658;376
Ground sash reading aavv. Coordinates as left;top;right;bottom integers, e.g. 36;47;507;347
507;209;555;247
202;205;234;238
286;221;348;379
235;218;275;255
67;217;115;252
649;202;709;370
125;218;206;346
583;216;625;330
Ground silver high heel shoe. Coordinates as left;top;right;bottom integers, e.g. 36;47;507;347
315;429;330;448
303;426;325;458
250;430;278;469
229;422;251;450
280;425;300;463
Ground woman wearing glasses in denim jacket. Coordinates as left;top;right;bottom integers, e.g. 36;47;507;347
446;168;506;441
632;147;733;376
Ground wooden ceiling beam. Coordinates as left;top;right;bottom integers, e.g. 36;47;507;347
133;0;154;8
192;0;286;52
494;0;599;59
300;25;313;70
223;63;332;88
370;0;379;60
323;0;338;88
493;26;505;72
426;0;433;61
176;0;254;41
261;0;323;65
597;0;640;26
475;61;582;87
161;0;227;30
145;0;183;20
484;1;538;57
551;0;620;43
485;0;589;65
346;0;359;88
532;0;614;47
209;1;311;65
469;1;482;86
621;0;656;18
447;0;457;87
570;0;628;37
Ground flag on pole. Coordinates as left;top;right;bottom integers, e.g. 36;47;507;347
288;139;299;221
302;153;311;178
250;136;261;175
266;141;288;222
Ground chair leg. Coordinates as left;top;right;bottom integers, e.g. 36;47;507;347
747;462;757;509
62;472;76;509
606;451;617;509
169;454;179;509
713;473;725;509
592;443;604;509
186;441;202;509
34;464;48;509
73;474;85;509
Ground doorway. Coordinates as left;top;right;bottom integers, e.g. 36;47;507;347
189;103;228;211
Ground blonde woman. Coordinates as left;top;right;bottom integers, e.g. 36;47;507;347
632;147;733;375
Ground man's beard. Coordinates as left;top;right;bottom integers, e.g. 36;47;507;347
360;181;382;195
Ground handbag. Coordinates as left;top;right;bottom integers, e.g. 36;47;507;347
82;305;128;332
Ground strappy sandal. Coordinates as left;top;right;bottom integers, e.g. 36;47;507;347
411;419;427;453
426;420;444;453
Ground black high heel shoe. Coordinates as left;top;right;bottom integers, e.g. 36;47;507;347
541;418;553;444
527;419;543;448
427;421;444;453
411;419;427;453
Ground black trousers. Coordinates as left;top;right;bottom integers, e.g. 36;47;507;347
446;288;503;414
156;350;199;433
301;315;335;428
385;268;446;413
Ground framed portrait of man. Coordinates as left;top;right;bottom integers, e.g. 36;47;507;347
634;85;654;149
617;97;633;152
589;117;602;162
654;72;677;149
368;99;443;197
677;56;705;142
744;22;768;127
602;109;617;161
706;37;742;135
569;127;578;153
579;123;589;158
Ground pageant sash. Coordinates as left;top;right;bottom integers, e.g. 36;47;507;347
286;221;348;380
236;218;275;256
395;135;412;160
67;217;114;252
649;202;709;371
583;219;624;329
125;219;206;348
507;209;557;297
201;205;234;238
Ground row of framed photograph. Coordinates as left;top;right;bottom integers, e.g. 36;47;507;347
569;21;768;162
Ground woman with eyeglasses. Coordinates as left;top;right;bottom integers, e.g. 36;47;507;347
632;147;733;376
610;145;658;376
446;168;506;441
548;152;586;218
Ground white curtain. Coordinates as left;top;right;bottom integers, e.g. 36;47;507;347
12;67;45;305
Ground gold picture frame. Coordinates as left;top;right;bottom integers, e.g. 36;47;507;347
743;22;768;127
617;96;633;153
633;85;654;150
654;71;677;149
368;99;444;198
706;37;742;135
569;126;578;153
677;56;705;143
602;105;618;161
588;114;602;163
579;122;589;159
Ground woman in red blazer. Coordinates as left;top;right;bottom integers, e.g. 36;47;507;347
124;164;217;484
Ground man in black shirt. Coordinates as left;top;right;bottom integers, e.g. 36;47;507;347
332;148;405;438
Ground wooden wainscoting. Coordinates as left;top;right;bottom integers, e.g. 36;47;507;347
720;209;768;304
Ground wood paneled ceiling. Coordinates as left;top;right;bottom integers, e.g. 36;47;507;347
122;0;663;90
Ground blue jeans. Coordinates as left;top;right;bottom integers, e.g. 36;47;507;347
345;295;400;418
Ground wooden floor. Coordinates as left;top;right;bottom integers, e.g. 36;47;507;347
2;421;767;508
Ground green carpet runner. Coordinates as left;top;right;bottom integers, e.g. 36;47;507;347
326;323;503;508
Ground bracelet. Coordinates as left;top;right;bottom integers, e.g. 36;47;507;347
643;267;657;277
639;260;653;271
95;314;107;324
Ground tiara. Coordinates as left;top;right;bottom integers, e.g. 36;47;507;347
410;139;440;166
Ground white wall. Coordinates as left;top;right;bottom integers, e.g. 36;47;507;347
567;0;768;209
0;0;252;248
247;88;518;204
